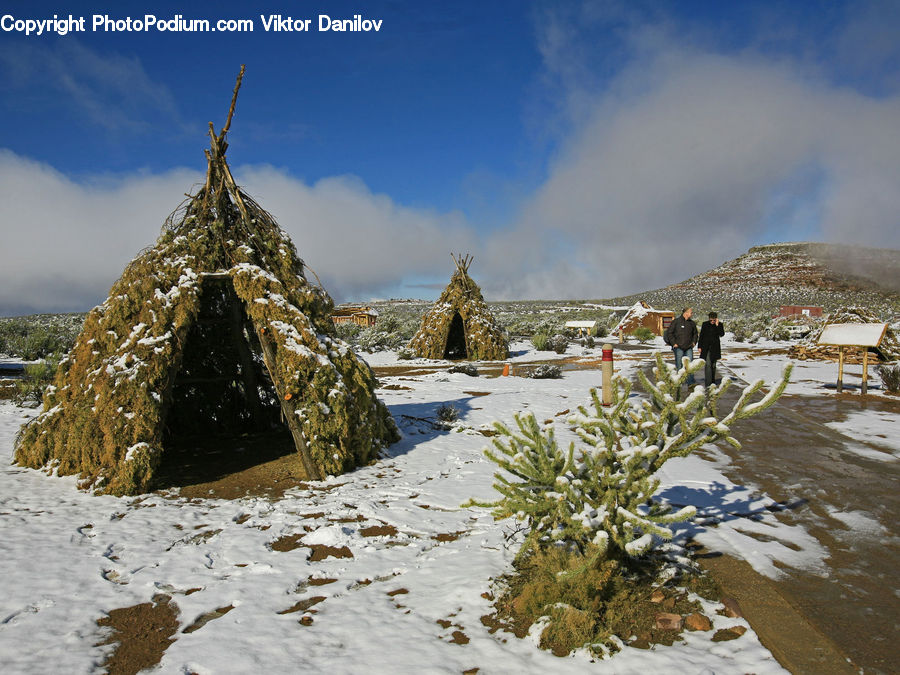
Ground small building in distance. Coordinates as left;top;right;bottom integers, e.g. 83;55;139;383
613;301;675;340
565;320;596;337
332;305;378;328
778;305;823;318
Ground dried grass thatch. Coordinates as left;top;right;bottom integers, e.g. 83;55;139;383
407;254;508;360
14;67;398;495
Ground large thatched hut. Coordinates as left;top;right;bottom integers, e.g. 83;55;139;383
14;68;398;495
407;255;508;360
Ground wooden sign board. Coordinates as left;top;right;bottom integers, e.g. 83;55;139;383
565;321;597;329
817;323;887;348
816;322;887;395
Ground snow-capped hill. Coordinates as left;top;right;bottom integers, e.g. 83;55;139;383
611;243;900;315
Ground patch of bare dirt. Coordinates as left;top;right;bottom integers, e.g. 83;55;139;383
449;630;470;645
308;577;337;586
432;531;467;542
308;544;353;562
165;451;307;500
463;391;491;397
182;604;234;634
277;596;326;615
96;593;179;675
360;524;399;537
269;533;305;552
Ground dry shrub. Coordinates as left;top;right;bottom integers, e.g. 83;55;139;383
493;545;709;656
540;605;596;657
877;362;900;393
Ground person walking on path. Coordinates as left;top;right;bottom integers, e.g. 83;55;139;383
698;311;725;388
664;307;699;385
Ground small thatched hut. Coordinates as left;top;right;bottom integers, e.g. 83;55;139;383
613;301;675;340
407;255;508;360
14;67;398;495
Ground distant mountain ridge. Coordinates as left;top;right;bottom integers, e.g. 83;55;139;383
609;242;900;315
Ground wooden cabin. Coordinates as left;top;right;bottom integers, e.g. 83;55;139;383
331;305;378;327
614;301;675;340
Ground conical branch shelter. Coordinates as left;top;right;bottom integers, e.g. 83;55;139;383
14;67;398;495
407;254;508;361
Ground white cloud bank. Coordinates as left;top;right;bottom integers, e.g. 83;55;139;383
0;152;474;314
494;47;900;299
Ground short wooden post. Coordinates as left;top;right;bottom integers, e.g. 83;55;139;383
837;346;844;393
601;342;614;406
861;348;869;395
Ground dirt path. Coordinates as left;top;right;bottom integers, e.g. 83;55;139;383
709;366;900;674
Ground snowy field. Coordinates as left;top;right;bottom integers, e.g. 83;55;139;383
0;339;895;673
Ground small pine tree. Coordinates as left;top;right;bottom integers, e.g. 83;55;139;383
466;353;792;563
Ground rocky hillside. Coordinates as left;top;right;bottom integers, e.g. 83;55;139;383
609;243;900;316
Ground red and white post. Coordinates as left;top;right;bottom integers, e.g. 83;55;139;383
601;342;614;406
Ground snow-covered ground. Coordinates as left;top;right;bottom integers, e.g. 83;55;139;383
1;339;894;673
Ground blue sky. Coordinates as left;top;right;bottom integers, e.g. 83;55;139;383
1;1;898;314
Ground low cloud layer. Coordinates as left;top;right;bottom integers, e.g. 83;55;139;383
0;152;475;314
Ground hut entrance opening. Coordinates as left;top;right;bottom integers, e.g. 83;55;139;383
155;275;294;488
443;312;468;360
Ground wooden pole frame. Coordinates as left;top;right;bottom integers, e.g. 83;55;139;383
255;325;322;481
862;348;869;395
837;346;844;394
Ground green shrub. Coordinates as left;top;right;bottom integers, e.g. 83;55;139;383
334;322;362;341
524;364;562;379
436;403;460;423
356;328;405;353
0;317;82;360
630;326;655;343
14;357;59;407
548;334;568;354
532;333;550;351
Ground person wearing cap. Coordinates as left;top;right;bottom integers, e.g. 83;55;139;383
698;311;725;388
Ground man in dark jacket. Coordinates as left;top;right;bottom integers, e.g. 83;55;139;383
698;311;725;388
664;307;699;385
